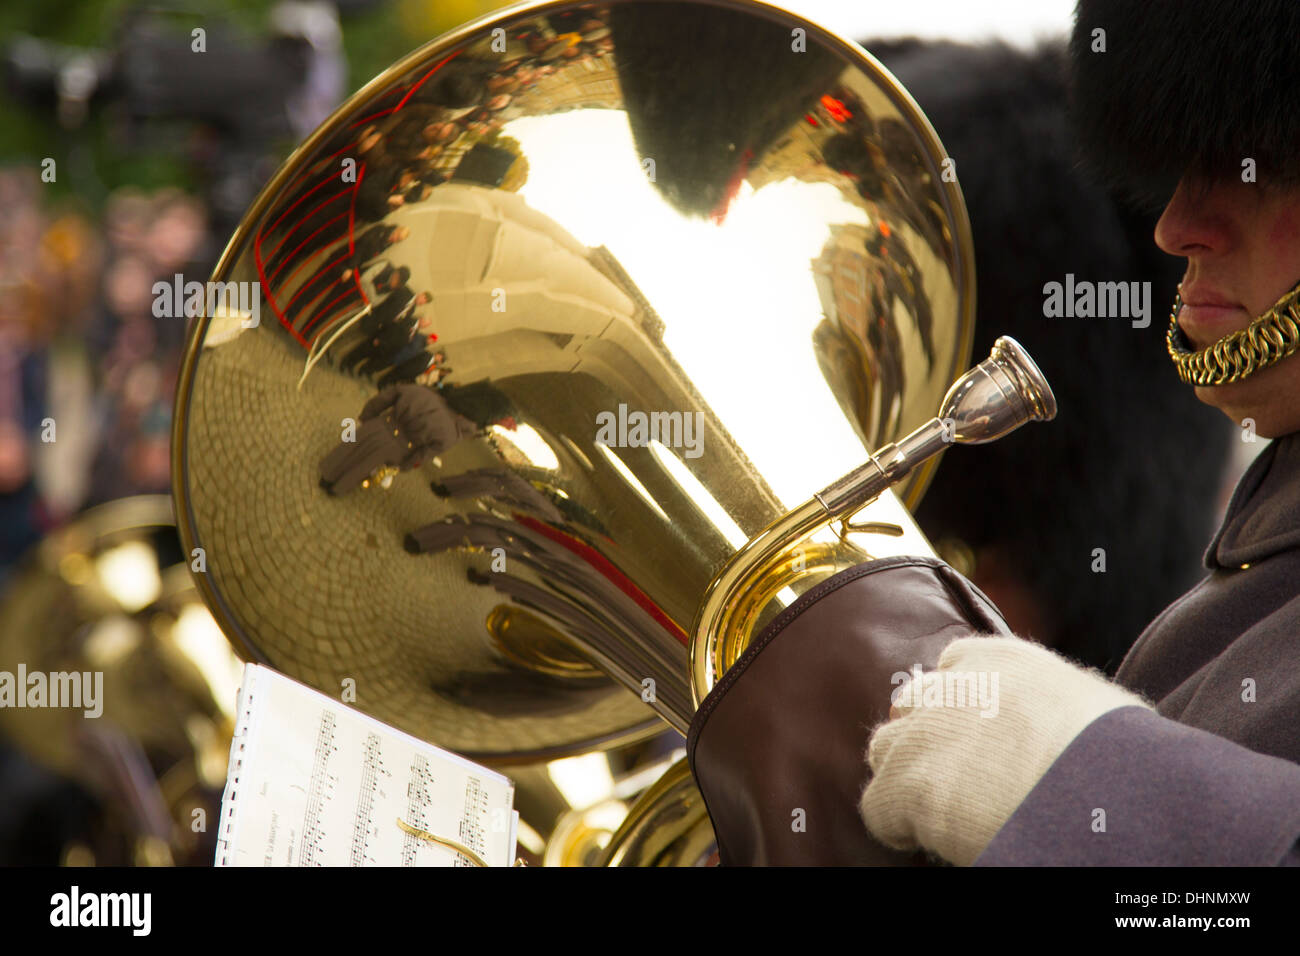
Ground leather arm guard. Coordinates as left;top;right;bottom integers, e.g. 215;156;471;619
686;555;1013;865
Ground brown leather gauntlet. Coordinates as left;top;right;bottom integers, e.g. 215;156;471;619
687;555;1014;865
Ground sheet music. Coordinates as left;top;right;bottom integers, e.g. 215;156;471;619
216;663;517;867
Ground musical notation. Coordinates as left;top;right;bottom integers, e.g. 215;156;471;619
299;711;337;867
217;664;516;867
350;732;384;865
457;777;489;868
401;755;435;867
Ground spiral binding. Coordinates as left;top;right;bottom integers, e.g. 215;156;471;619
214;682;255;867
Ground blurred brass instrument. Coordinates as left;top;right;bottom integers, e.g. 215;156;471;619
171;0;1053;864
0;496;239;866
0;495;700;866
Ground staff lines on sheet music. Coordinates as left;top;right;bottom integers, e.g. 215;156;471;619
457;777;489;868
350;732;388;866
401;755;436;867
299;711;337;866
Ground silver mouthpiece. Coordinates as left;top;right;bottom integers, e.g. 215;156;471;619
815;335;1056;518
938;335;1057;444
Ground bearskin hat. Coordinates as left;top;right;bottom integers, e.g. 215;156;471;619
862;37;1231;671
1070;0;1300;207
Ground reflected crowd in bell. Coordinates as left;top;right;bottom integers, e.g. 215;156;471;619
179;1;968;776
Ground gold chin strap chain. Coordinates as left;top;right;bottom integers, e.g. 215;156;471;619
1167;281;1300;386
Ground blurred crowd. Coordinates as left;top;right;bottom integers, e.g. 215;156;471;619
0;0;383;587
0;172;216;584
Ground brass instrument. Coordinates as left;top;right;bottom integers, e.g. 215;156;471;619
509;732;708;865
599;756;715;866
0;494;699;866
693;336;1054;702
0;496;240;866
170;0;1055;864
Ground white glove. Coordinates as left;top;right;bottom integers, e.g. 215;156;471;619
859;636;1152;866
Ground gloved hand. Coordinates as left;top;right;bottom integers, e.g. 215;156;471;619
859;635;1153;865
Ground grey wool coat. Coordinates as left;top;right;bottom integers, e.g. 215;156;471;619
977;433;1300;865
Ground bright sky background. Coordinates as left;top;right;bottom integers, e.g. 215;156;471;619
781;0;1077;48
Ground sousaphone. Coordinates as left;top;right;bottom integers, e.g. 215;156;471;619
172;0;1054;865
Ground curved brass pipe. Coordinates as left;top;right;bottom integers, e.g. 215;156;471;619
692;336;1057;705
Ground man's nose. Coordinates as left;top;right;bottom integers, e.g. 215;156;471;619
1155;178;1232;258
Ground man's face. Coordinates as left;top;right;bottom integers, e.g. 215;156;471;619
1155;178;1300;437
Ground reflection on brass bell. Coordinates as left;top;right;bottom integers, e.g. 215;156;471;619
175;0;986;763
166;0;1078;870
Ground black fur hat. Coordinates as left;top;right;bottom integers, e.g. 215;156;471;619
1070;0;1300;207
865;36;1232;672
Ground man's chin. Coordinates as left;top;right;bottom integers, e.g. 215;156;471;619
1193;360;1300;438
